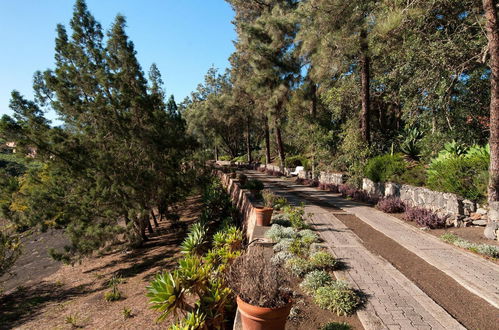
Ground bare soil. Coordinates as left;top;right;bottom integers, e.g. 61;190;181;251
0;196;203;330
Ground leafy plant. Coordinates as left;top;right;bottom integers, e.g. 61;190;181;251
440;233;499;258
273;238;294;252
284;205;309;230
309;251;337;270
399;127;424;160
169;310;207;329
180;222;208;255
265;224;298;242
364;154;407;183
375;197;405;213
243;179;264;191
261;189;277;208
122;307;133;319
289;237;312;257
320;322;353;330
271;251;294;265
300;270;333;294
104;285;122;302
285;257;313;276
404;207;445;229
298;229;320;245
273;196;289;211
314;281;361;316
147;271;188;321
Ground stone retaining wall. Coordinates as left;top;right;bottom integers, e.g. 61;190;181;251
319;171;347;185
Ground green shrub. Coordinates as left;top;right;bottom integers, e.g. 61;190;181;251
181;222;208;255
284;205;309;230
243;179;264;191
427;145;489;201
285;257;313;276
314;281;361;316
310;251;337;270
364;154;407;183
218;155;231;161
273;196;289;211
265;224;298;242
289;237;312;257
320;322;352;330
286;155;309;170
273;238;294;252
397;163;426;186
271;251;294;265
300;270;333;294
440;233;499;258
298;229;320;245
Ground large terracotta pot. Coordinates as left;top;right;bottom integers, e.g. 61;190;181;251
254;207;273;226
237;296;292;330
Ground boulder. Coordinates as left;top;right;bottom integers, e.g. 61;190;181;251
476;208;488;215
487;201;499;222
470;213;483;220
472;220;487;226
484;222;499;240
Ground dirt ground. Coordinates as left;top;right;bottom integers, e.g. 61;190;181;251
0;196;203;330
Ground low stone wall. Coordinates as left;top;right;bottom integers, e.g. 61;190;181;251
319;171;347;185
217;171;267;242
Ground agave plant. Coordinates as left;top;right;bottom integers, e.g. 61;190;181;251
197;279;233;328
400;127;423;160
177;255;211;295
181;222;208;255
212;225;243;252
146;270;188;322
169;310;207;329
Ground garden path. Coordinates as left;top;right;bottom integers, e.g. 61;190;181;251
245;170;499;330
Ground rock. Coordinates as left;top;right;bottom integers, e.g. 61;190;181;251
462;199;476;215
488;201;499;222
472;220;487;226
470;213;483;220
476;208;488;215
484;222;499;240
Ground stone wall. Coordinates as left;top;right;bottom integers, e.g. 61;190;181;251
217;171;259;241
319;172;347;185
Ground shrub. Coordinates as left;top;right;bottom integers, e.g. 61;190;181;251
284;205;309;230
243;179;265;191
265;224;298;242
273;238;294;252
426;145;489;201
310;251;337;270
286;155;309;170
181;222;208;255
271;214;291;227
404;207;445;229
273;196;289;210
261;189;277;208
364;154;407;183
314;281;361;316
397;163;426;186
440;233;499;258
320;322;353;330
285;257;313;276
300;270;333;295
271;251;294;265
298;229;320;244
289;237;312;257
227;246;292;308
376;197;405;213
237;173;247;186
219;155;231;161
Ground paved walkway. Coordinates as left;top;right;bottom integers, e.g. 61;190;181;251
246;171;499;329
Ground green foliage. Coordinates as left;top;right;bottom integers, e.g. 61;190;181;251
427;145;489;201
272;196;289;211
104;285;122;302
0;225;21;277
265;224;298;242
147;271;188;322
286;155;309;170
181;223;208;256
243;179;264;191
261;189;277;208
300;270;333;295
285;257;313;277
314;281;361;316
440;234;499;258
399;127;424;160
364;154;407;183
309;251;338;270
169;310;207;330
320;322;353;330
284;205;309;230
122;307;133;319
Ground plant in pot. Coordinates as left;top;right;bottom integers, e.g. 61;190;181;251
226;246;293;330
237;173;248;186
243;179;264;198
254;189;276;226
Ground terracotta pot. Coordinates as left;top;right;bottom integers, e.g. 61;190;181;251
237;296;292;330
254;207;273;226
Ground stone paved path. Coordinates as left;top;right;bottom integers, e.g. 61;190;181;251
246;171;499;329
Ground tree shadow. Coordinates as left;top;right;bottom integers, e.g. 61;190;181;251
0;281;97;329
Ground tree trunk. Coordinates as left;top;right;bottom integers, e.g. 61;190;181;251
215;145;219;161
484;0;499;224
246;117;252;163
274;118;285;168
310;82;317;117
264;116;271;164
146;216;154;234
151;210;159;227
360;29;371;145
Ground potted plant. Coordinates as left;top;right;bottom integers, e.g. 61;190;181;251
237;173;248;186
254;189;276;226
226;247;293;330
243;179;264;198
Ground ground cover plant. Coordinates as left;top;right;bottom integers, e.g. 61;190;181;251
440;233;499;258
376;197;406;213
404;207;445;229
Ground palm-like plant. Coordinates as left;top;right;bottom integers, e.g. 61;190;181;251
181;222;208;255
146;271;188;322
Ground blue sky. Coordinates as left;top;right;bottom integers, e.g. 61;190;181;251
0;0;236;121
